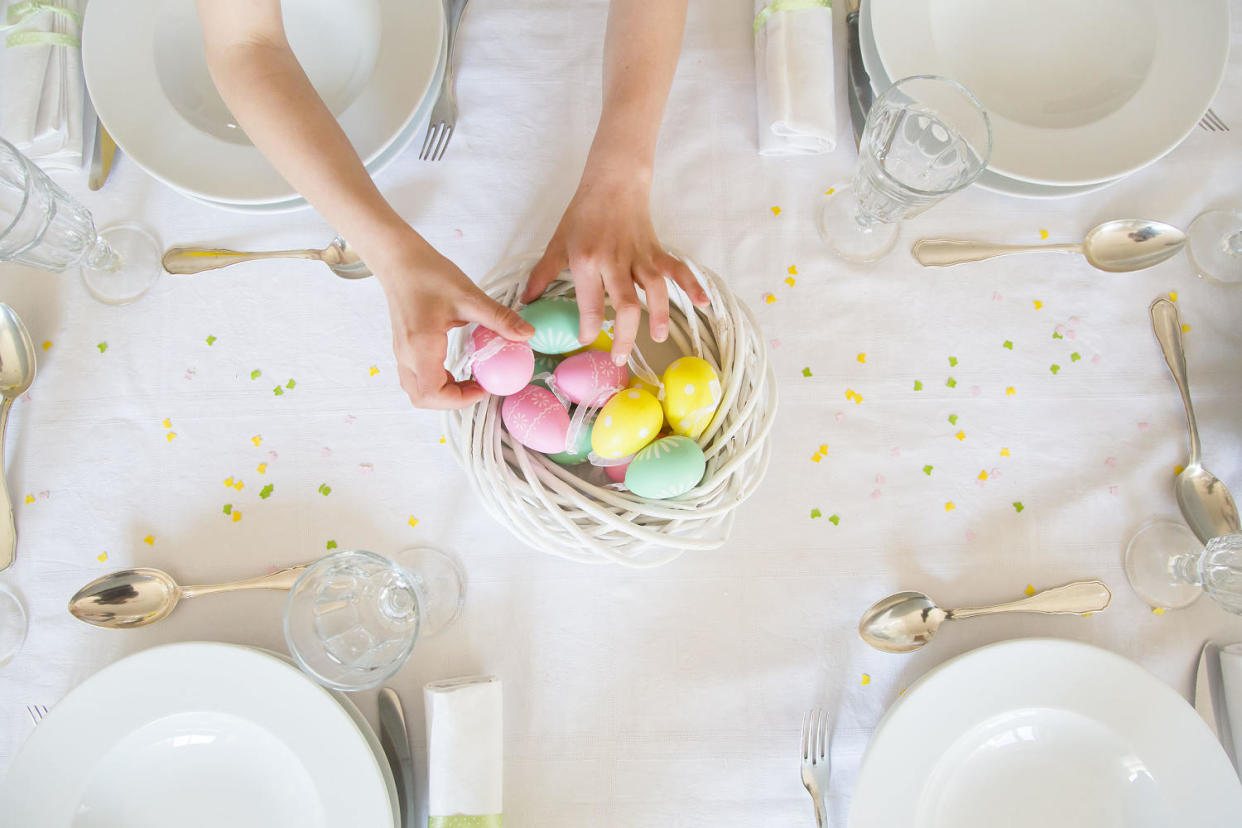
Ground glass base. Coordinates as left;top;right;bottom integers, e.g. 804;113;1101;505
1124;519;1203;610
817;185;899;263
390;546;465;636
1187;209;1242;284
0;583;27;665
80;223;161;305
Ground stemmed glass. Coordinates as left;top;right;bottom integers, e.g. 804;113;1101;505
1187;209;1242;284
818;75;992;263
0;136;160;304
1125;523;1242;613
283;547;465;691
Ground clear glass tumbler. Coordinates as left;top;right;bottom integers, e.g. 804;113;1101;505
283;547;465;691
818;75;992;263
1187;209;1242;284
1125;521;1242;613
0;137;159;304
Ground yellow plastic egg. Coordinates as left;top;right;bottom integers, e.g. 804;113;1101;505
627;375;661;397
570;325;614;355
591;388;663;459
661;356;722;439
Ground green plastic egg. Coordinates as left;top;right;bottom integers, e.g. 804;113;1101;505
624;435;706;499
547;415;594;466
530;354;562;390
520;297;581;354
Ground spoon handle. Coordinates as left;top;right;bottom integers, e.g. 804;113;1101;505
1149;298;1202;465
180;564;307;599
161;247;322;275
950;580;1112;620
0;397;13;571
911;239;1083;267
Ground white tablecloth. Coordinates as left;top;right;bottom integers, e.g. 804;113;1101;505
2;2;1242;825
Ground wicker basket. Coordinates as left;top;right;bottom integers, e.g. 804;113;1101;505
444;253;776;567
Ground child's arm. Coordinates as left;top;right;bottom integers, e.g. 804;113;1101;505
197;0;531;409
523;0;708;367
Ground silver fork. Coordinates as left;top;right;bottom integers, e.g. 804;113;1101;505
1199;108;1229;131
420;0;470;160
25;704;47;726
800;708;831;828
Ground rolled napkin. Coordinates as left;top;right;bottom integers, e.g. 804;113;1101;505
753;0;837;156
0;0;90;172
1219;643;1242;769
424;676;503;828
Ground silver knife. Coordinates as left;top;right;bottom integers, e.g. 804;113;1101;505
1195;642;1238;772
379;687;417;828
844;0;872;149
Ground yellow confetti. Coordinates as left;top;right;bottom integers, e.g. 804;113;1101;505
844;389;863;404
161;418;171;429
784;276;796;287
1081;612;1094;617
770;206;782;216
1005;386;1016;396
143;535;154;545
955;430;965;441
223;476;234;488
1169;291;1178;302
439;435;447;444
1033;300;1043;310
978;470;988;481
369;366;380;377
251;435;262;447
1152;607;1165;615
166;431;177;442
233;480;244;491
1000;447;1010;457
1039;229;1049;240
857;353;866;364
257;462;267;474
825;187;835;195
764;293;776;304
819;444;828;454
1174;464;1185;476
1181;323;1191;333
945;502;955;512
23;494;33;505
232;510;242;523
898;688;906;696
41;341;51;351
97;551;107;563
811;453;823;463
861;673;871;686
787;265;798;275
1024;584;1036;596
408;516;420;528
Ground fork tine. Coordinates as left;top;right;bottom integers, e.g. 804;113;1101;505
800;710;811;761
420;123;440;160
818;710;830;759
433;123;453;161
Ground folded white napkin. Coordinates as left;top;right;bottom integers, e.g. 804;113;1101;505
0;0;90;172
1219;643;1242;768
424;676;503;828
753;0;837;156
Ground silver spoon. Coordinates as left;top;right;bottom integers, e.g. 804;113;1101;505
161;236;370;279
68;564;307;629
0;305;36;572
1150;298;1240;543
858;580;1112;653
912;219;1187;272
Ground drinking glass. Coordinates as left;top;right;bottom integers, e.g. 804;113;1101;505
1187;209;1242;284
818;75;992;263
1125;521;1242;613
0;137;159;304
283;547;465;691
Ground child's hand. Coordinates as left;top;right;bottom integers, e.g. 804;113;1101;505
373;238;533;409
523;173;709;366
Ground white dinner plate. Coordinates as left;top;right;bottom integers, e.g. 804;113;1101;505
848;639;1242;828
0;642;396;828
869;0;1229;186
858;1;1117;200
82;0;444;205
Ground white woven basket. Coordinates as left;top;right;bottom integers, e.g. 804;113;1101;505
444;253;776;567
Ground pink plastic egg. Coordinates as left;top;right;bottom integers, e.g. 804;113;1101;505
604;459;631;484
501;385;571;453
552;350;627;405
471;327;535;396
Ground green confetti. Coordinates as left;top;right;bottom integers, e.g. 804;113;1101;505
948;356;958;367
96;342;107;353
250;369;261;380
946;377;957;388
801;367;813;378
318;483;332;496
913;380;923;391
828;514;840;526
1070;352;1082;362
1052;331;1063;340
222;504;232;515
923;464;934;476
286;379;296;389
948;414;958;425
1003;340;1014;350
326;540;338;550
205;335;217;346
1012;501;1025;513
1050;364;1061;374
810;508;822;519
273;385;284;396
259;484;274;499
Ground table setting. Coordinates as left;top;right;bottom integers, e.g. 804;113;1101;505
1;0;1242;826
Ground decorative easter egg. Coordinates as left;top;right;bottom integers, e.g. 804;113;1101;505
470;327;534;396
547;413;594;466
553;351;628;406
661;356;722;439
627;375;662;398
624;435;707;499
590;388;663;459
530;354;561;390
520;296;580;354
501;386;570;453
604;458;631;484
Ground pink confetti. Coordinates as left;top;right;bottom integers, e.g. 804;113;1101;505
875;474;886;485
989;467;1002;478
1067;330;1076;340
970;385;981;397
1109;485;1119;495
267;450;279;460
344;414;357;425
965;529;977;542
992;292;1003;301
890;446;901;457
37;490;49;500
1054;324;1066;337
1137;421;1150;431
1091;354;1101;364
870;488;882;499
453;228;463;238
1104;457;1117;468
834;412;845;423
359;462;374;474
20;393;31;403
769;339;781;349
321;447;332;458
184;368;196;380
1068;316;1080;326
